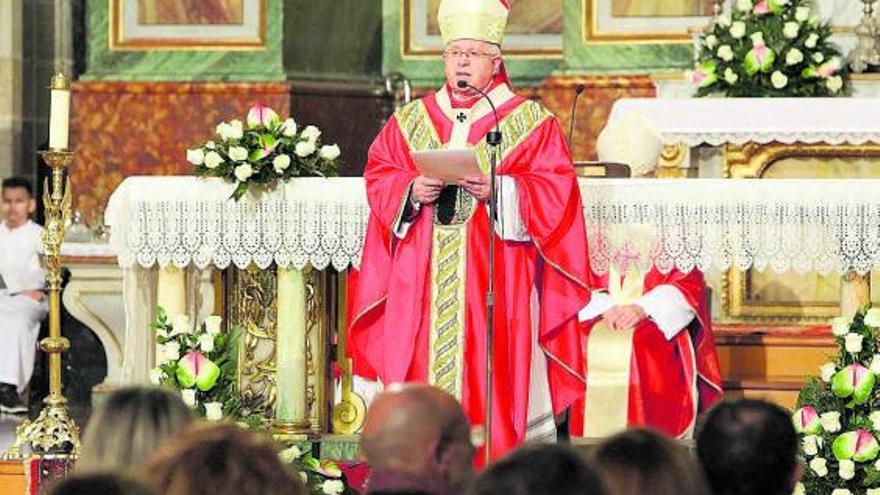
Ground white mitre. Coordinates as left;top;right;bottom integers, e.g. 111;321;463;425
596;112;662;178
437;0;510;45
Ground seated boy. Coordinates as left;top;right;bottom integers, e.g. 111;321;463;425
0;177;47;414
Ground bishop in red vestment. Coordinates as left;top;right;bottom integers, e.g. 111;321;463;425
347;0;590;461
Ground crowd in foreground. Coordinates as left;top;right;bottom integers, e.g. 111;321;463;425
47;385;800;495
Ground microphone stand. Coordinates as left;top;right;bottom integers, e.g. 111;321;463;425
458;80;501;464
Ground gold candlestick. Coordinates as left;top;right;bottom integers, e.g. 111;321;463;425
13;149;81;457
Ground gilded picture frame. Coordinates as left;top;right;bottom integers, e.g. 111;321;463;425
401;0;563;58
583;0;712;44
109;0;267;51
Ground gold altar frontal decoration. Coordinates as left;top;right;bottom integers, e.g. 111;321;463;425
225;265;335;435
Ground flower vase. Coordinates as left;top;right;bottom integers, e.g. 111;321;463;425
848;0;880;73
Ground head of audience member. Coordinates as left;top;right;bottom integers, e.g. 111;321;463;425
142;423;306;495
592;428;710;495
469;443;606;495
697;399;801;495
48;472;155;495
77;386;196;473
360;384;476;495
1;177;35;228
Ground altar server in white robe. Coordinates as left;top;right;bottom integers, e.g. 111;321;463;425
0;177;48;414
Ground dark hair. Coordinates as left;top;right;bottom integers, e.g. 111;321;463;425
143;423;307;495
49;472;155;495
592;428;709;495
469;443;607;495
696;399;798;495
2;176;33;197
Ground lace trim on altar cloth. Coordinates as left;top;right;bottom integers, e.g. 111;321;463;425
663;132;880;147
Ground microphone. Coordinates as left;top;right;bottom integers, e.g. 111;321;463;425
457;80;501;146
568;84;585;152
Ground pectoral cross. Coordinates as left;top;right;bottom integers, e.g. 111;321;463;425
455;111;467;124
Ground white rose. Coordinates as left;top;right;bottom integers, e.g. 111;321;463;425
204;401;223;421
750;32;765;45
273;154;292;173
717;45;734;62
205;141;217;150
775;0;788;5
730;22;746;39
171;314;191;336
868;488;880;495
199;334;215;353
300;125;321;143
228;120;244;140
736;0;752;11
203;151;224;169
281;118;298;137
871;411;880;431
803;435;819;456
717;14;731;27
795;6;810;22
826;75;844;95
820;362;836;382
865;308;880;327
228;146;249;162
876;458;880;471
181;389;197;408
820;412;841;432
234;163;254;182
279;445;303;463
839;459;855;480
783;22;799;39
724;67;739;84
809;457;828;477
186;148;205;165
812;52;825;64
828;57;842;71
793;483;805;495
161;342;181;364
705;35;718;49
785;48;804;66
322;480;345;495
319;144;341;160
215;122;230;139
831;317;851;336
771;71;789;89
845;332;863;353
295;140;316;158
832;489;853;495
805;33;819;49
204;315;222;335
149;367;164;385
299;472;308;484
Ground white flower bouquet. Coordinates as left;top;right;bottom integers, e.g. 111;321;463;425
187;103;341;200
691;0;848;97
151;308;247;421
795;306;880;494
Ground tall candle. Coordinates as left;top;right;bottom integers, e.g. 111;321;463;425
276;267;308;426
48;73;70;150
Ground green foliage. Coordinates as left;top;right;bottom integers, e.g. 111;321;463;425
692;0;849;98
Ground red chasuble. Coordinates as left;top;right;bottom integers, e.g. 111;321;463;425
569;267;723;438
347;80;590;461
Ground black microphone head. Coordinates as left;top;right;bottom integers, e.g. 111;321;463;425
457;80;468;89
575;84;585;95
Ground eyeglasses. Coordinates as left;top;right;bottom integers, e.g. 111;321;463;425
442;49;496;60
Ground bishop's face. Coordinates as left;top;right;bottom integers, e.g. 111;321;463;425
442;39;502;101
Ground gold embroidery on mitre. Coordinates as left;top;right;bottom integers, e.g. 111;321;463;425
437;0;509;45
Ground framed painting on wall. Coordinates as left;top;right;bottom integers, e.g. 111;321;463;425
584;0;713;43
402;0;563;57
109;0;266;50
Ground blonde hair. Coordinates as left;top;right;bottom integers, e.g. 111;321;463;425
77;386;195;473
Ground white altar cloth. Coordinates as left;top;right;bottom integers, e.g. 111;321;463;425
106;176;880;276
609;98;880;146
106;176;369;271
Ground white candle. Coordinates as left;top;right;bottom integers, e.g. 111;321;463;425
48;73;70;150
276;267;308;426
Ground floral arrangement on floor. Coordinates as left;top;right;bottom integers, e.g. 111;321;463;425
691;0;848;97
186;103;341;200
151;307;352;495
794;306;880;495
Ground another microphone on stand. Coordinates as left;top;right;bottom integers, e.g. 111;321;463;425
568;83;585;151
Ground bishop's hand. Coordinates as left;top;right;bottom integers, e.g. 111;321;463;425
412;175;444;204
457;175;490;202
602;304;647;331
